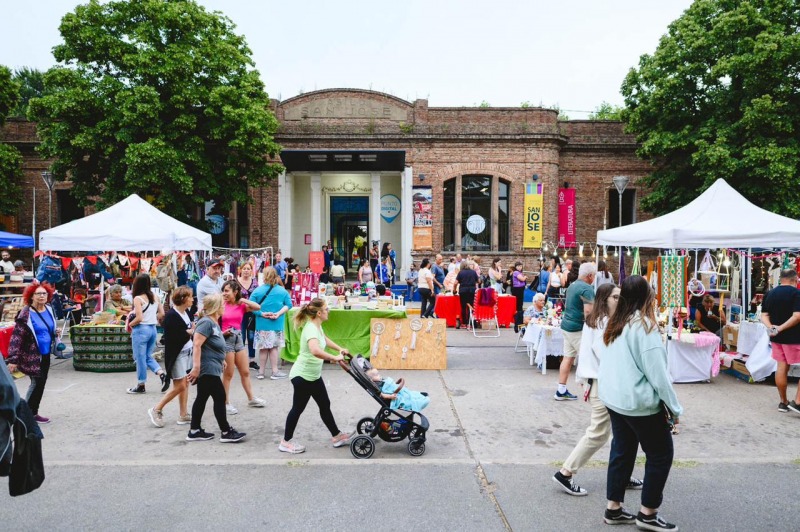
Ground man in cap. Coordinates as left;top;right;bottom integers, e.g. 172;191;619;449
196;258;225;313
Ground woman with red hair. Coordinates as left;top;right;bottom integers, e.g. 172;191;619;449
6;282;58;424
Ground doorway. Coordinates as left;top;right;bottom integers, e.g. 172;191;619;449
330;196;369;274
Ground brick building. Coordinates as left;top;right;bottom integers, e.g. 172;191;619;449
1;88;652;274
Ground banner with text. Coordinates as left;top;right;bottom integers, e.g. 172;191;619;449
557;187;576;248
523;183;544;248
412;186;433;250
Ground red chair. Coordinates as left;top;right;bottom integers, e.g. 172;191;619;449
470;288;500;337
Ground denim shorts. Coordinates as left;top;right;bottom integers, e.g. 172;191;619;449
224;329;246;352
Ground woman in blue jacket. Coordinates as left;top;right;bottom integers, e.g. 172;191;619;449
599;275;682;530
250;267;293;380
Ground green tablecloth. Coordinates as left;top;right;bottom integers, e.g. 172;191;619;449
281;308;407;362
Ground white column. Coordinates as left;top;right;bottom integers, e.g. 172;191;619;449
279;171;292;257
370;172;382;246
310;173;322;251
401;166;413;271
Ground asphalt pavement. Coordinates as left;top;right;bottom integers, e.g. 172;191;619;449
2;326;799;531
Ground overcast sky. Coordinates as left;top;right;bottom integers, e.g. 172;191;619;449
1;0;695;118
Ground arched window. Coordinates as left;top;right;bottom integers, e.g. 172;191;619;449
442;175;510;252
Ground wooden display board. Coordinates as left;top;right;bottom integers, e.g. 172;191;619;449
368;317;446;370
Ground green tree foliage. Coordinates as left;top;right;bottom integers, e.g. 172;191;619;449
29;0;283;221
589;101;625;121
12;67;46;118
0;65;23;214
622;0;800;216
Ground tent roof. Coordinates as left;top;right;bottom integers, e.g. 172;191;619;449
0;230;34;248
39;194;212;251
596;179;800;249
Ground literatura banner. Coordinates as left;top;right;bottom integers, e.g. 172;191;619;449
557;187;576;248
523;183;543;248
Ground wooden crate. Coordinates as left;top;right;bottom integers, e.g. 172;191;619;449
368;317;446;369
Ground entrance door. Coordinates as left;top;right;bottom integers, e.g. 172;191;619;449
330;196;369;275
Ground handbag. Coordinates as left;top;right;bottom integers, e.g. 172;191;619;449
247;285;275;330
126;299;151;333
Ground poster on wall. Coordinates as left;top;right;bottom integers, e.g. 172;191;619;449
557;187;576;248
523;183;544;248
412;186;432;227
413;227;433;250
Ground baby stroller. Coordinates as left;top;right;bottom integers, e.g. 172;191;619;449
339;355;429;459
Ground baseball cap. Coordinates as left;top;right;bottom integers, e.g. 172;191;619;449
208;258;225;268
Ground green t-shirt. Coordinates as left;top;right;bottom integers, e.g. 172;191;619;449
560;280;595;333
289;321;327;381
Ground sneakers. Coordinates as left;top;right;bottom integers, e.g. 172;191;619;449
604;507;636;525
626;477;644;490
270;371;288;380
256;374;266;380
279;440;306;454
33;414;50;424
226;403;238;415
186;429;214;442
248;397;267;408
552;471;587;496
778;402;789;413
249;360;260;371
220;428;247;443
176;414;192;425
127;384;146;394
331;431;352;448
554;389;578;401
160;373;170;393
635;512;678;531
787;400;800;414
148;407;165;428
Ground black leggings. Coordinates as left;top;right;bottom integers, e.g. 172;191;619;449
418;288;434;318
284;376;340;441
191;375;230;432
26;355;51;415
511;286;525;313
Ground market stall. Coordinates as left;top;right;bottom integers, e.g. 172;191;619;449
433;294;461;327
598;179;800;382
666;332;720;383
282;307;406;362
522;322;564;373
70;324;136;372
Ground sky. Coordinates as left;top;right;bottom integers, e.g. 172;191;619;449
0;0;696;118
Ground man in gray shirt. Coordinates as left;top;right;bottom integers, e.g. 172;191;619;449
196;259;224;313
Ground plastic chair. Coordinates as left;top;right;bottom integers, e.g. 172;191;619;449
470;288;500;337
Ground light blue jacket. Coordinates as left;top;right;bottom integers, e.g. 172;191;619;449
598;314;683;418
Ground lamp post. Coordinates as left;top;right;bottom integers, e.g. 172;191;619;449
41;171;55;229
612;175;630;257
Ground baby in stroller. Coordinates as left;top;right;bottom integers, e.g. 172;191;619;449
364;366;430;412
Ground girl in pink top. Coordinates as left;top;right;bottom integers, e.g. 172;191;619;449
221;280;265;414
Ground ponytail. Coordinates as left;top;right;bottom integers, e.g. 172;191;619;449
293;298;327;329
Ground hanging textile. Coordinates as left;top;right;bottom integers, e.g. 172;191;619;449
659;255;687;308
619;250;626;286
631;248;641;276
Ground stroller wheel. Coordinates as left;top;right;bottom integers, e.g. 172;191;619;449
356;417;375;435
408;438;425;457
408;427;425;442
350;435;375;459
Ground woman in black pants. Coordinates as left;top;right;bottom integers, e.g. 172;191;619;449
417;258;435;318
453;260;479;329
185;293;246;443
279;298;352;454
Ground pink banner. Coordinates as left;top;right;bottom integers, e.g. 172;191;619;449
557;188;576;248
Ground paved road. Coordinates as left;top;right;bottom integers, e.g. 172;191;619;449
2;328;798;530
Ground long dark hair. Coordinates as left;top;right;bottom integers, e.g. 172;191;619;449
381;242;390;258
603;275;656;346
222;279;243;302
585;283;617;329
420;258;430;269
131;273;155;304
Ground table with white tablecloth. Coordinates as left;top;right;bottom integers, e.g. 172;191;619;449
667;336;718;383
734;321;800;380
522;323;564;374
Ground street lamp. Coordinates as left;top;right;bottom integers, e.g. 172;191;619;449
41;171;55;229
612;175;630;258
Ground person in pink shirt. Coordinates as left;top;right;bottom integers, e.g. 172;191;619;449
221;280;266;415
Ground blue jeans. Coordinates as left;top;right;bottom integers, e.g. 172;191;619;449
241;313;256;360
606;408;674;508
131;324;162;384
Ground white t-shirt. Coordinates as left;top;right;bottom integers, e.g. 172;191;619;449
595;271;614;288
135;295;159;325
418;267;434;290
177;309;193;351
0;260;14;274
196;275;223;312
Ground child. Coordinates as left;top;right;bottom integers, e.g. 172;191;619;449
365;367;430;412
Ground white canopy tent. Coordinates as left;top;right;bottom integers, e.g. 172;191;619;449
597;179;800;249
597;178;800;382
39;194;212;252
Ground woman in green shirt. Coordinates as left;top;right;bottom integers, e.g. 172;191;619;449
279;298;352;454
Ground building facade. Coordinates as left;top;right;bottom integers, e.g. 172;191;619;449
2;88;652;273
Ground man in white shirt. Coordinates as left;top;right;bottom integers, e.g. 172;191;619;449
0;251;14;274
329;262;346;283
195;258;224;312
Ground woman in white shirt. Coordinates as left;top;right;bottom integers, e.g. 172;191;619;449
547;263;563;302
127;274;166;394
488;257;503;294
417;258;436;318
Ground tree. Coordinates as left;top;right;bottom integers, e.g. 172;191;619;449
589;101;625;121
29;0;283;221
0;65;23;215
622;0;800;217
12;67;46;118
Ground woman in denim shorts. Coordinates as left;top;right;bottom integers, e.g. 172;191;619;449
220;280;266;415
